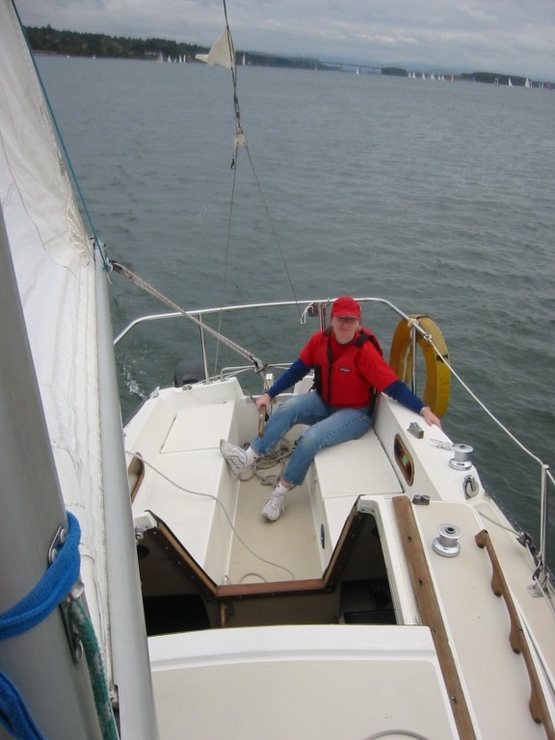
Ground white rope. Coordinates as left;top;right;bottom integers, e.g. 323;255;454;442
237;440;293;487
128;450;295;580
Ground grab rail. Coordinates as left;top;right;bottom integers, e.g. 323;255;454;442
475;529;555;738
394;495;477;739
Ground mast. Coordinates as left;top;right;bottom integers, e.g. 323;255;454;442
0;208;103;738
96;257;159;739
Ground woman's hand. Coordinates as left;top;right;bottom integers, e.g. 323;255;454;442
256;393;272;411
421;406;441;428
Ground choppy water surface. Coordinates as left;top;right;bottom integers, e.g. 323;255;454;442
38;56;555;554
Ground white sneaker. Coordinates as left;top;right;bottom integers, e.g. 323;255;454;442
262;491;286;522
220;439;252;477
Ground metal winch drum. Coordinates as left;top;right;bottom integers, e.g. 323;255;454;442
449;442;473;471
433;523;463;558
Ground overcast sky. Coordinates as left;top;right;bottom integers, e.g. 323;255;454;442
16;0;555;81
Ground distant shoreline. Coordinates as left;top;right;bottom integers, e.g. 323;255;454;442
25;26;553;87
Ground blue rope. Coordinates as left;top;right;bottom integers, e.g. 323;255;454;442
0;674;45;740
0;512;81;739
0;512;81;640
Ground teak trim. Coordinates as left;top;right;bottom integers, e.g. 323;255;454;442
475;529;555;739
393;495;477;740
149;502;366;602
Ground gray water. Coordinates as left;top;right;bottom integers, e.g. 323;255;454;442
37;56;555;554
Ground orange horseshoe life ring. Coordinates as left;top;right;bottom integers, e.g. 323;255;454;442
389;315;451;417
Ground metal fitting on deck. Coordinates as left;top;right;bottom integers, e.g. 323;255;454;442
433;523;462;558
449;443;473;471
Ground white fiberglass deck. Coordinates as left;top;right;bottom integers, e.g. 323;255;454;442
128;379;404;584
412;499;555;740
149;624;459;740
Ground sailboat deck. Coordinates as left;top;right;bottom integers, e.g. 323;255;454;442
149;624;460;740
127;381;555;738
128;380;404;585
405;497;555;739
228;474;321;583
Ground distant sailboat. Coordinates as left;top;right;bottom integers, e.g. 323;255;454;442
508;77;513;87
525;77;532;88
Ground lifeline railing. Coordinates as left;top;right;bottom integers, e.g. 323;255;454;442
113;296;554;592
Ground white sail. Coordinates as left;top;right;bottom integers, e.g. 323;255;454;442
0;6;156;736
0;0;110;651
195;27;235;69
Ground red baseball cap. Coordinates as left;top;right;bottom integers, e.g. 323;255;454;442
331;296;362;320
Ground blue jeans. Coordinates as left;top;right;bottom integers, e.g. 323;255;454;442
250;392;372;486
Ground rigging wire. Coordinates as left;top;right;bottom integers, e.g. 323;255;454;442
213;0;305;374
111;260;266;373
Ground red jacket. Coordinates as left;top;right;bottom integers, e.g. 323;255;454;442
300;328;398;408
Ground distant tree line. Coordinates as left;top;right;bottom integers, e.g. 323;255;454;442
25;26;207;61
381;67;407;77
24;27;553;85
383;67;550;86
459;71;537;87
24;26;321;70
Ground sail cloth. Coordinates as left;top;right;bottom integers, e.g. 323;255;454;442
0;1;112;683
195;27;235;69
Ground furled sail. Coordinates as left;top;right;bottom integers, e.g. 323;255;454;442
195;27;235;69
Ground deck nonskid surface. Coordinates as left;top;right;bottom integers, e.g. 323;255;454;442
226;467;323;584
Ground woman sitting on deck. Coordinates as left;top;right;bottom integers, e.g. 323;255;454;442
221;296;441;522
